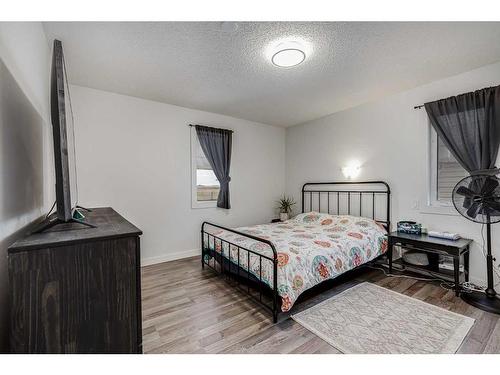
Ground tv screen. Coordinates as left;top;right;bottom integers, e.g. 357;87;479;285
32;39;94;234
50;39;73;222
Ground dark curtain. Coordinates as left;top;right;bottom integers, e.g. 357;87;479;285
424;85;500;175
195;125;233;209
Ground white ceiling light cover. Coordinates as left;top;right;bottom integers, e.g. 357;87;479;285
272;48;306;67
266;38;311;68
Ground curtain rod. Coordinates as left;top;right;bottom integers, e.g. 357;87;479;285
414;85;500;110
188;124;234;133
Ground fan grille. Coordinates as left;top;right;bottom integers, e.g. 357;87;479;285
452;174;500;224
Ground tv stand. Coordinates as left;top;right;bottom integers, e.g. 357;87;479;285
32;216;96;234
8;207;143;353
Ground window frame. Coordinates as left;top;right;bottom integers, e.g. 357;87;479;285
425;122;464;215
428;125;450;207
191;128;219;209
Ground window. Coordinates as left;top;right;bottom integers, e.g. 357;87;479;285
429;126;468;206
191;129;220;208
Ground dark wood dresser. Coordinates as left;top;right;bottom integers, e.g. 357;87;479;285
8;207;143;353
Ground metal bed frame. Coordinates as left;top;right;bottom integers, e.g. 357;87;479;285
201;181;391;323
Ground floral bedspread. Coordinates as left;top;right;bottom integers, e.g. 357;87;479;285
203;212;388;312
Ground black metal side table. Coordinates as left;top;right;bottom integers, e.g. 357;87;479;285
387;231;472;296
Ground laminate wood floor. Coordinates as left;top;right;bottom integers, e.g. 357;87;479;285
141;256;500;354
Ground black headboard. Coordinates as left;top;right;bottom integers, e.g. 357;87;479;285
301;181;391;231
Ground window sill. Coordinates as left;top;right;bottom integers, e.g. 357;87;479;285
419;204;459;217
192;201;218;209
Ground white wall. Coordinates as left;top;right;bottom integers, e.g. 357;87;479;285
70;85;286;264
0;22;53;233
0;22;51;352
286;61;500;287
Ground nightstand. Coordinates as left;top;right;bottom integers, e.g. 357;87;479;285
387;231;472;296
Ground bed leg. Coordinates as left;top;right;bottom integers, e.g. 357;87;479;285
201;232;205;269
273;258;278;324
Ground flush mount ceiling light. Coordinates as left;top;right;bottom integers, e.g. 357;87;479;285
269;40;307;68
272;48;305;68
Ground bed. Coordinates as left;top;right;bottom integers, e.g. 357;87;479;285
201;181;391;322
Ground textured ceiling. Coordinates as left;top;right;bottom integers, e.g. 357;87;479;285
43;22;500;127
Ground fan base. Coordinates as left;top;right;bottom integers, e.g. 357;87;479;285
461;291;500;315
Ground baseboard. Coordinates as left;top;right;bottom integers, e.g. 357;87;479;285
141;248;200;266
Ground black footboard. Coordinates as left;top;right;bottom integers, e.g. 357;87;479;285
201;222;280;323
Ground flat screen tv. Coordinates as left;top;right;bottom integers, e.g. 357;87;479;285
34;40;94;233
51;39;72;222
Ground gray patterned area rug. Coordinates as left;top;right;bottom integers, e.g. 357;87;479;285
292;282;475;354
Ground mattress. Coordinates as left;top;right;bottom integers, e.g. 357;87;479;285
203;212;388;312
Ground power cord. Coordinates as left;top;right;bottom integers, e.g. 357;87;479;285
45;200;57;219
365;264;485;294
424;269;484;293
460;281;485;293
366;264;445;282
